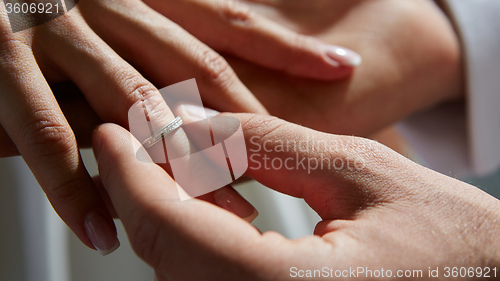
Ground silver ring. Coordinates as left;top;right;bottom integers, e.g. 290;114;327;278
142;116;183;148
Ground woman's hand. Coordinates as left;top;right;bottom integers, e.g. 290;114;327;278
228;0;463;136
0;0;358;253
93;109;500;280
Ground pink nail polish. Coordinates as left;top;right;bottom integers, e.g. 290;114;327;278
84;213;120;256
214;187;258;223
324;45;362;67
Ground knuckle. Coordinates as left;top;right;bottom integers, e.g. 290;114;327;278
113;70;173;129
115;72;167;114
140;88;169;119
116;72;158;106
217;0;254;27
125;82;170;125
197;48;235;85
20;111;77;157
241;115;285;141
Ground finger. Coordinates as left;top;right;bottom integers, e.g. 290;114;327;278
96;123;352;279
0;81;102;156
177;105;342;198
93;152;259;222
181;109;404;219
38;14;255;205
34;12;174;126
144;0;361;80
93;123;266;279
36;11;199;174
0;41;118;254
77;0;266;114
39;10;244;206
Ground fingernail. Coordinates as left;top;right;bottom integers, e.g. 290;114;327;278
84;212;120;256
179;104;219;122
324;45;362;67
214;187;258;223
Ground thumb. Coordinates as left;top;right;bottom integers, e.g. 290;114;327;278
92;123;261;279
212;112;395;220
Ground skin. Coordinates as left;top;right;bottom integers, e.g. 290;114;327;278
0;0;464;255
229;0;463;136
0;0;463;150
0;0;352;251
94;113;500;281
82;2;493;277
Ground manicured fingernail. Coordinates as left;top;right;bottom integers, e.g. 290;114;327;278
84;212;120;256
324;45;362;67
179;104;219;122
214;187;258;223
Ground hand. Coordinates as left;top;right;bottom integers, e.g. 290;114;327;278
93;108;500;280
227;0;463;136
0;0;358;253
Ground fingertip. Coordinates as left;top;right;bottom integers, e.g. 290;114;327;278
92;124;124;162
93;123;136;161
92;123;154;185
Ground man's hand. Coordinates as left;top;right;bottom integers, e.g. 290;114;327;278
93;109;500;280
229;0;463;136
